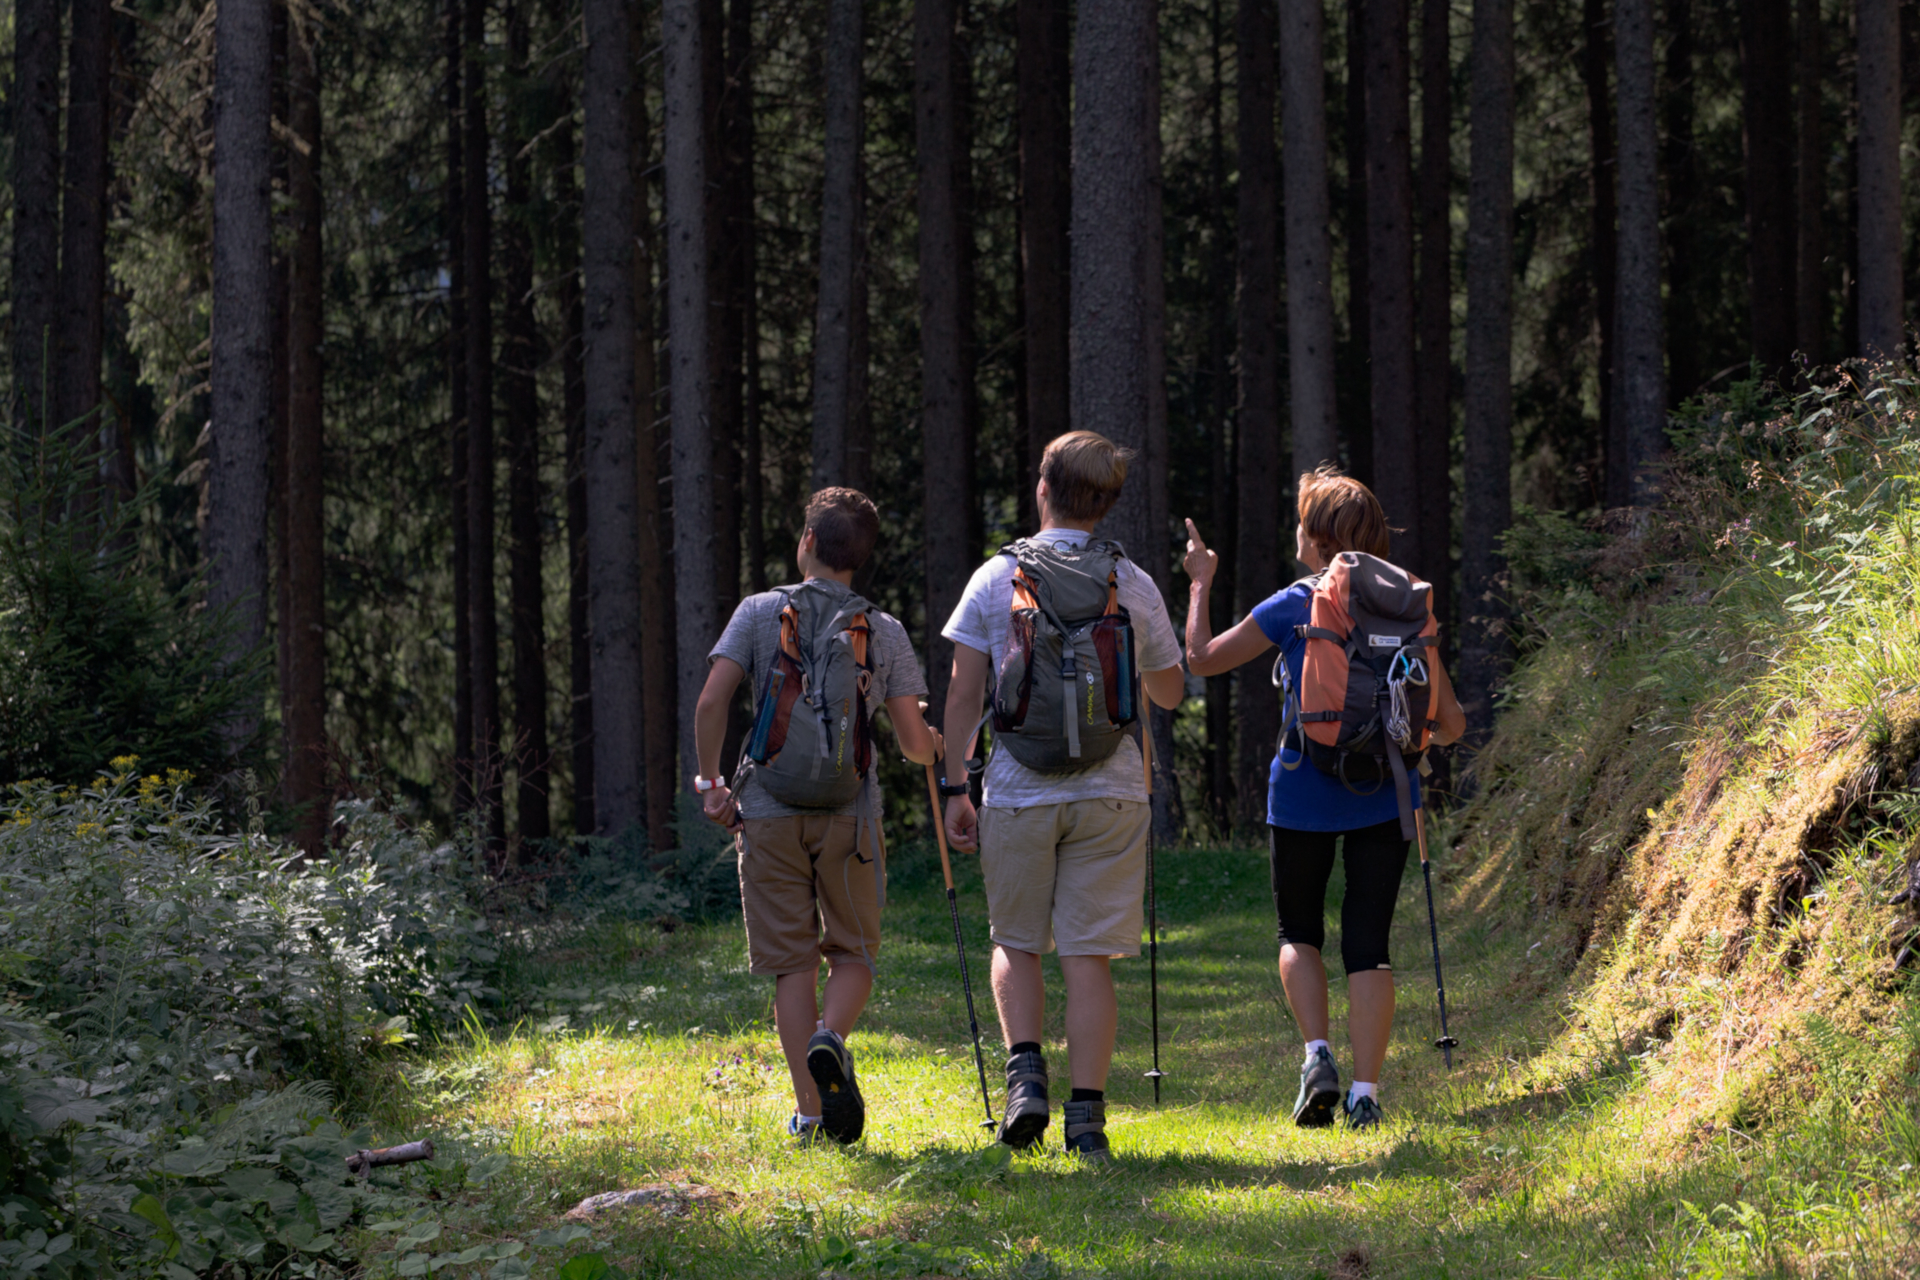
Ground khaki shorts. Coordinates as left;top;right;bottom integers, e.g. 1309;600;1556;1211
737;815;883;976
978;799;1149;958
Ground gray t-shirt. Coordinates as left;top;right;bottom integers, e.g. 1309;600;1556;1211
941;528;1182;809
709;579;928;819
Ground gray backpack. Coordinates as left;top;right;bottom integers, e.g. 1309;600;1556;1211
741;582;876;809
985;538;1139;773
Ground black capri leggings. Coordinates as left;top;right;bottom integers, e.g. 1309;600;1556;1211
1269;819;1409;976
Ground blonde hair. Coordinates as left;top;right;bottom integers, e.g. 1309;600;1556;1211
1040;431;1136;522
1296;465;1390;559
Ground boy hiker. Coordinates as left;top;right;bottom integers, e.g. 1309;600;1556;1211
940;431;1185;1162
694;487;943;1145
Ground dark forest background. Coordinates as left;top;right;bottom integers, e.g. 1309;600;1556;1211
1;0;1909;855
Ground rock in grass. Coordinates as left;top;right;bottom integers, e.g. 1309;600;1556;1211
563;1183;724;1221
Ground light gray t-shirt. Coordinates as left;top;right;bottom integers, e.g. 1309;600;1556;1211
941;528;1182;809
709;579;928;819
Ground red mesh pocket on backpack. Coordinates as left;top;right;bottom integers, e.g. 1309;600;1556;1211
994;609;1037;732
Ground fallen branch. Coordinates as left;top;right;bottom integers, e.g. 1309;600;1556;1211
345;1140;435;1177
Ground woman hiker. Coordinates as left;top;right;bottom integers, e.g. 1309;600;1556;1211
1182;466;1465;1130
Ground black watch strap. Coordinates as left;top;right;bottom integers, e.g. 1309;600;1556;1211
937;780;971;799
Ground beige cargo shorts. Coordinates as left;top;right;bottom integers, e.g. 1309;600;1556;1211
978;798;1149;958
737;814;882;975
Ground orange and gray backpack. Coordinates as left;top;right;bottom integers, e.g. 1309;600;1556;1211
742;582;876;810
1277;551;1439;838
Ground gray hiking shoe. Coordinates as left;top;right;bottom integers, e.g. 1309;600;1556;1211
1062;1098;1111;1163
806;1028;865;1145
997;1049;1050;1150
786;1113;823;1145
1342;1091;1383;1131
1292;1046;1342;1128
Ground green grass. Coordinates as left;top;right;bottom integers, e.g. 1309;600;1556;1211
354;836;1920;1279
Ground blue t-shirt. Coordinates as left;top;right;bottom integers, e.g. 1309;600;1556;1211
1251;580;1420;833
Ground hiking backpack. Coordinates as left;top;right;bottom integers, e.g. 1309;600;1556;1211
1277;551;1439;837
986;537;1139;773
741;581;877;810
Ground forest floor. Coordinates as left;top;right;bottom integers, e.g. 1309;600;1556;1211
359;837;1920;1280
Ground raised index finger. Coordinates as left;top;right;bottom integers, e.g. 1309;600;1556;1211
1184;517;1208;550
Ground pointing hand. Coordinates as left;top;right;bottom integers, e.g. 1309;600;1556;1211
1183;518;1218;589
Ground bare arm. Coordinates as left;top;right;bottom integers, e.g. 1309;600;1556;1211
1182;517;1277;677
1429;655;1466;746
942;644;991;852
1142;664;1185;709
694;658;745;829
883;695;945;766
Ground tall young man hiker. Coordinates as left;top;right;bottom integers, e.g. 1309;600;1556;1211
695;488;943;1145
1184;467;1464;1129
941;431;1185;1162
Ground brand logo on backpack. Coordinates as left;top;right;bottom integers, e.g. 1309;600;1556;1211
743;583;876;809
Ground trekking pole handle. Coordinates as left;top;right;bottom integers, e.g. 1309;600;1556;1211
925;763;958;893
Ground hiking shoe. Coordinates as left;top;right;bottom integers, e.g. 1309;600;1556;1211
806;1028;865;1145
1063;1098;1111;1164
1292;1046;1342;1128
1342;1092;1383;1131
786;1113;823;1145
997;1049;1050;1150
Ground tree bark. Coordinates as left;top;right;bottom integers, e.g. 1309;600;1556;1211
1237;0;1282;832
557;102;595;836
1739;0;1796;376
464;0;504;847
1583;0;1619;502
732;0;766;594
208;0;275;749
1282;0;1339;473
665;0;720;785
710;0;746;639
1203;0;1234;834
447;0;474;818
9;0;58;439
1661;0;1699;404
1461;0;1512;743
1364;0;1418;565
1857;0;1903;357
1142;10;1180;836
285;12;327;855
1616;0;1665;501
1343;0;1373;484
583;0;648;835
1018;0;1071;507
1794;0;1823;362
812;0;868;490
58;0;112;503
1415;0;1451;622
504;0;550;846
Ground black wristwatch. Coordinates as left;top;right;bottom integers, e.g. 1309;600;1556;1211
937;779;971;799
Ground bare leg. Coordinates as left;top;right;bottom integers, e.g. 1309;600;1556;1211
773;967;822;1114
1347;969;1396;1083
991;945;1045;1046
820;956;873;1036
1278;943;1332;1044
1058;955;1117;1090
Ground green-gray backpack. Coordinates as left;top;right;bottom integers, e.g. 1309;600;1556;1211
741;582;876;809
985;537;1139;773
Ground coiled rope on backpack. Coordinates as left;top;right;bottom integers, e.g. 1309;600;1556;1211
1383;648;1429;749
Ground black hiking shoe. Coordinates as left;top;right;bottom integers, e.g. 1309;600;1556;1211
1292;1046;1342;1128
1062;1099;1111;1164
997;1049;1050;1150
1341;1091;1383;1131
806;1028;865;1145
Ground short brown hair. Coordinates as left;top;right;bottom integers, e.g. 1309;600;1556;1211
1040;431;1136;522
805;487;881;572
1296;465;1391;559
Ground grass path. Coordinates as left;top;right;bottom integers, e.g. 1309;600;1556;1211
360;841;1920;1278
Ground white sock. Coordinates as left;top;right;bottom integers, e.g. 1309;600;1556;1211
797;1113;822;1125
1348;1081;1377;1102
1304;1039;1331;1063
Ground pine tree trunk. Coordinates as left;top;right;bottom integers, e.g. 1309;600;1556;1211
1739;0;1796;376
9;0;58;439
1461;0;1513;743
1282;0;1339;473
1364;0;1418;565
1583;0;1620;504
285;12;328;856
1857;0;1903;357
1343;0;1373;484
1142;11;1180;837
270;2;290;816
447;0;474;818
1018;0;1070;507
665;0;719;784
710;0;746;639
731;0;765;593
812;0;866;490
504;0;550;846
1415;0;1451;621
1204;0;1237;834
464;0;504;846
1794;0;1823;361
556;99;595;835
1616;0;1665;501
1237;0;1282;832
208;0;275;749
57;0;112;507
1662;0;1699;402
582;0;648;835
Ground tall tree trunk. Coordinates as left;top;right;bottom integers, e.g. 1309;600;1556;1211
1142;8;1180;836
1794;0;1823;361
447;0;474;818
1343;0;1373;483
1364;0;1418;564
1617;0;1665;500
1018;0;1070;514
1282;0;1339;472
736;5;765;597
1583;0;1619;502
557;101;595;835
1739;0;1796;376
665;0;719;784
1204;0;1237;834
1857;0;1903;356
504;0;550;846
208;0;274;749
1415;0;1451;622
1662;0;1699;403
465;0;504;847
711;0;746;635
270;3;290;804
582;0;648;835
812;0;867;490
917;0;976;733
1237;0;1281;833
58;0;112;509
285;12;327;855
1461;0;1512;744
9;0;58;439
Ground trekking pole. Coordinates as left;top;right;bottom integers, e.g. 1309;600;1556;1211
925;761;996;1130
1141;684;1165;1104
1416;807;1460;1069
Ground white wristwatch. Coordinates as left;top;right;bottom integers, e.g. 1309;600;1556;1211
693;775;726;793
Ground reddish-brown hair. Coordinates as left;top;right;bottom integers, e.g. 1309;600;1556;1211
1296;465;1391;559
1040;431;1136;522
805;487;881;571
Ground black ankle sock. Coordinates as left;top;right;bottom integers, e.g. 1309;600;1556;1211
1009;1041;1042;1058
1069;1088;1103;1103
